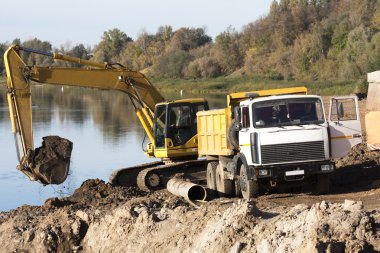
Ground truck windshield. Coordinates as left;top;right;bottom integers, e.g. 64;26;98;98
252;98;324;128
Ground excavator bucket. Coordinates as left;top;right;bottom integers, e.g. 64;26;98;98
23;136;73;185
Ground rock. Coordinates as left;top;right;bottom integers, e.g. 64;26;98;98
320;200;328;211
343;200;363;212
44;197;73;209
23;230;35;242
71;220;81;236
76;210;90;223
229;241;244;253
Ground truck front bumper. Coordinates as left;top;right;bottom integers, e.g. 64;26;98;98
250;160;335;180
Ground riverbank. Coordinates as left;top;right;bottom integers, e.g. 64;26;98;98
151;76;356;96
1;75;357;96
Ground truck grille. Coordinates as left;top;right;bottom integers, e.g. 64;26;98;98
260;141;325;164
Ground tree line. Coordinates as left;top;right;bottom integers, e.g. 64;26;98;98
1;0;380;86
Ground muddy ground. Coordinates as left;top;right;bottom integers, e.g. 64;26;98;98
1;99;380;253
0;159;379;253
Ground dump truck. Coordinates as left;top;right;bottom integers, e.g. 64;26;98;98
197;87;363;199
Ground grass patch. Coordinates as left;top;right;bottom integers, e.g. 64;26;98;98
151;76;356;96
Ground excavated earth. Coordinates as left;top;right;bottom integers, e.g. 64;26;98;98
1;99;380;253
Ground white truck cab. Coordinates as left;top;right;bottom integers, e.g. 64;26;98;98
236;94;362;196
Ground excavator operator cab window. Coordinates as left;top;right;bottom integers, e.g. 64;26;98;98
154;105;167;149
168;104;194;146
154;102;208;148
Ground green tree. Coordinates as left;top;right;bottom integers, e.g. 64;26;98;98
156;26;174;42
93;28;132;64
168;27;211;51
339;26;370;79
154;50;191;78
368;32;380;72
213;27;243;74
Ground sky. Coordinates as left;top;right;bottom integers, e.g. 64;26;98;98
0;0;273;48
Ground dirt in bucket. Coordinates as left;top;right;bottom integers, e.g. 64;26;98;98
31;136;73;184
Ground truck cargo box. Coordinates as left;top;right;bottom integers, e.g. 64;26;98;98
197;108;235;156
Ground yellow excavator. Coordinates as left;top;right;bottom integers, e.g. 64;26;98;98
4;44;209;190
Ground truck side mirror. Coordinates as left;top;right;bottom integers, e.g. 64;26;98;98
337;102;344;119
233;106;241;122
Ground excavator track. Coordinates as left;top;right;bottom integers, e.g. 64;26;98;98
110;159;208;191
136;160;208;192
109;161;164;186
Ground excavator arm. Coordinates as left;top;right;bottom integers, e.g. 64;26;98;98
4;45;165;184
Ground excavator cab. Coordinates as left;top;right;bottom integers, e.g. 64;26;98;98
148;99;209;159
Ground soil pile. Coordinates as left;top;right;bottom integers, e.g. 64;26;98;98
0;192;379;253
333;143;380;189
335;143;380;168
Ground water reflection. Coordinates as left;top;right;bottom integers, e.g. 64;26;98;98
0;85;225;211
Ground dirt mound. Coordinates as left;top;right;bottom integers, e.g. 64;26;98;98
1;182;379;253
247;201;379;252
332;143;380;189
335;143;380;168
64;179;147;209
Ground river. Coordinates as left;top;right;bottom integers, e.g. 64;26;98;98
0;85;225;212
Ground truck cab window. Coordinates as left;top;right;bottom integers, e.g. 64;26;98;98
241;106;250;128
330;98;357;121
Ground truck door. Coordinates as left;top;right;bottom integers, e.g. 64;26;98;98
238;106;253;164
329;96;362;158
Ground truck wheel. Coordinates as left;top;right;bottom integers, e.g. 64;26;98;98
234;179;242;197
206;162;218;197
315;174;331;195
239;164;259;200
216;164;233;197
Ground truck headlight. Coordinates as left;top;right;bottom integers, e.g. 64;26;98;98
258;169;268;176
321;164;334;172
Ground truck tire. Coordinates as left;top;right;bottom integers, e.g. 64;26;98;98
239;164;259;200
216;164;233;197
206;162;218;198
227;119;239;150
234;179;242;197
315;174;331;195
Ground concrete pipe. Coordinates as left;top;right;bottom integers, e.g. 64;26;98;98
167;177;207;202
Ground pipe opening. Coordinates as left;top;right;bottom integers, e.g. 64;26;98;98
188;185;207;201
